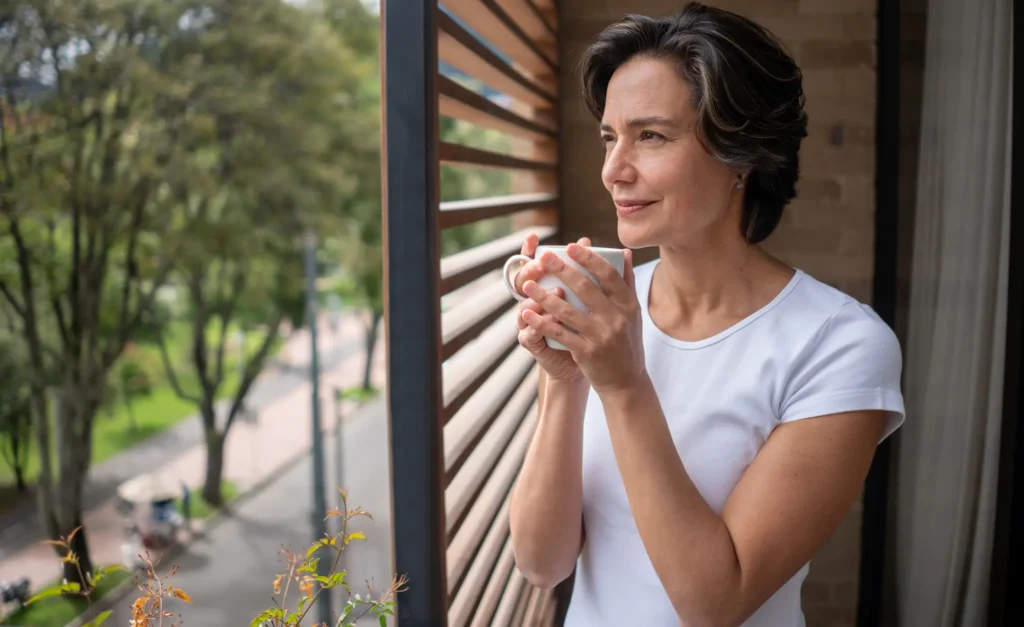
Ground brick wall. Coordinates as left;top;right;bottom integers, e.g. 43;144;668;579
558;1;879;625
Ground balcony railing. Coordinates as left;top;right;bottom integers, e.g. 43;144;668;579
382;1;562;625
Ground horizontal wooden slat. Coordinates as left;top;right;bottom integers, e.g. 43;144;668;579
439;226;557;294
467;538;517;627
446;404;536;574
526;0;557;38
439;193;557;229
441;0;557;80
442;328;518;422
441;280;515;361
440;142;557;171
441;269;501;313
495;0;556;47
530;0;558;30
447;487;512;609
438;11;554;109
523;585;545;624
445;356;536;475
439;75;556;142
512;584;537;626
492;569;527;627
445;385;535;536
536;587;555;626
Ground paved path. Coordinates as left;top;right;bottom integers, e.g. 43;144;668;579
0;312;385;594
101;398;394;627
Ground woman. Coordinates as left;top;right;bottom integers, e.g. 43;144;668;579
507;4;904;626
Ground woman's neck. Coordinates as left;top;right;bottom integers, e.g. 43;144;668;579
650;228;793;336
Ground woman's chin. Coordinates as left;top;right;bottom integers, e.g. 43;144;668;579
617;220;660;250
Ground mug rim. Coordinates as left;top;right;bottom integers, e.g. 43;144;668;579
536;244;625;255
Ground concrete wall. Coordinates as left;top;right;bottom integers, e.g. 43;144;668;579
558;1;879;625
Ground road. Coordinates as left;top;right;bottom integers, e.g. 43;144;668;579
102;398;394;627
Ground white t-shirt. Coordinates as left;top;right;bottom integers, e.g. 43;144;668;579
564;260;905;626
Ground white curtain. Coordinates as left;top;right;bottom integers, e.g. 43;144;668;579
893;0;1013;624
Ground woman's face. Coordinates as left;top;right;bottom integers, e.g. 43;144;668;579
600;56;742;250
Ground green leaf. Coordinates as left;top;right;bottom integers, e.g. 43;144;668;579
27;587;67;605
83;610;113;627
379;615;388;627
96;564;126;577
251;607;284;627
345;531;366;544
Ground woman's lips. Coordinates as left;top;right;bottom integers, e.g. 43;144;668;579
615;200;655;217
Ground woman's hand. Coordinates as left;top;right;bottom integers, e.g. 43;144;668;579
520;243;646;396
515;234;591;383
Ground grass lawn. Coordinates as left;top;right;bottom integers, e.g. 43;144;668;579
0;567;132;626
0;370;243;488
175;480;239;520
338;385;380;403
0;321;282;490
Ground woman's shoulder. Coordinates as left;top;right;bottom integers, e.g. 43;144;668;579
780;271;903;385
786;271;897;346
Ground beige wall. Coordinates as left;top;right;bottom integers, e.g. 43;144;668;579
558;1;878;625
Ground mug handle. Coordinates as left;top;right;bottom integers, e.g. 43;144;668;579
502;254;532;302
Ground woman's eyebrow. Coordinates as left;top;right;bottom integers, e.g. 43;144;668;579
599;116;678;132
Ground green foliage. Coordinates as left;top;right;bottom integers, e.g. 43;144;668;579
1;569;129;627
175;480;238;519
3;526;129;626
0;333;32;490
337;385;379;403
250;490;407;627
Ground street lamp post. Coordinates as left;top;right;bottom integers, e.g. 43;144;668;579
304;230;331;624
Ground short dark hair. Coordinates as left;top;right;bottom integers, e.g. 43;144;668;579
579;2;808;244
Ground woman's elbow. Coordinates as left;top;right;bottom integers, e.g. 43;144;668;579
510;541;576;589
515;561;573;590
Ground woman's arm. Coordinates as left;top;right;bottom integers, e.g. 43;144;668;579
599;377;885;627
509;370;589;588
519;244;892;625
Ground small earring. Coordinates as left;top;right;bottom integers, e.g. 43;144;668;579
735;175;744;190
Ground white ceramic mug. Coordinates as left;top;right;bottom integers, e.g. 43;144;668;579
502;245;626;351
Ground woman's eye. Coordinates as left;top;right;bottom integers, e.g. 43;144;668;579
639;130;662;141
600;134;615;144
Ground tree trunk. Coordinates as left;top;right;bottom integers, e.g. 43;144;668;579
12;453;26;491
361;310;381;391
125;396;137;432
201;428;226;506
60;517;94;589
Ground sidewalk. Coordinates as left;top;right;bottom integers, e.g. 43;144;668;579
0;312;384;590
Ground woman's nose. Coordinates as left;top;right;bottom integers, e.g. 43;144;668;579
602;143;637;189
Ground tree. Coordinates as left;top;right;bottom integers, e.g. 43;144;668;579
0;333;32;492
0;0;214;584
317;0;383;392
115;349;153;432
152;0;364;506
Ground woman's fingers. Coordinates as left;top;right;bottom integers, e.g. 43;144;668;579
521;233;539;256
517;298;543;330
514;259;546;295
516;289;563;330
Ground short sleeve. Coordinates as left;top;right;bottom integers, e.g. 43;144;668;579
779;301;906;443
